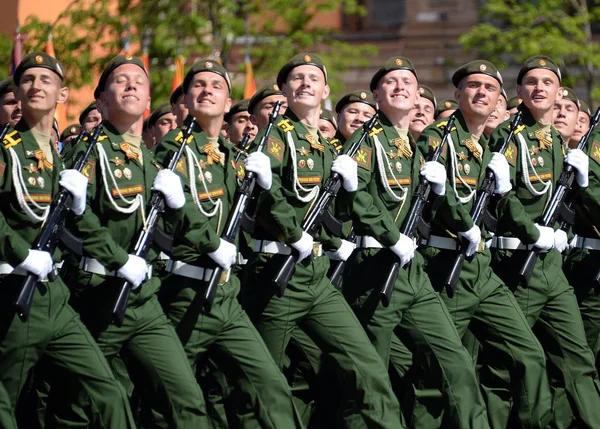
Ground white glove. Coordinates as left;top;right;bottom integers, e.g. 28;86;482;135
245;152;272;190
290;231;314;262
152;170;186;209
326;239;356;262
18;249;53;280
59;169;88;215
554;229;569;253
565;149;589;188
117;255;148;289
568;234;578;251
208;239;237;271
332;155;358;192
420;161;446;196
487;153;512;194
458;225;482;257
389;233;416;267
534;224;554;251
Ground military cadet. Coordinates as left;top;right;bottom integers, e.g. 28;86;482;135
409;84;436;139
336;55;490;429
64;55;208;427
416;60;551;429
142;117;155;149
318;108;337;138
335;90;377;143
484;89;510;138
435;98;458;120
59;123;82;156
0;52;135;428
487;55;600;428
170;84;189;127
78;101;102;132
248;82;288;129
242;53;402;428
553;87;580;145
155;59;300;429
147;101;177;147
0;77;21;127
571;100;592;147
506;95;522;115
224;98;258;145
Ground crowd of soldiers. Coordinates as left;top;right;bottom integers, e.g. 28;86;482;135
0;47;599;429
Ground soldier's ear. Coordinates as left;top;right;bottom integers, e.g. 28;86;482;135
57;86;69;104
322;84;330;101
225;97;232;114
146;96;151;112
556;87;564;101
516;85;522;99
454;88;460;102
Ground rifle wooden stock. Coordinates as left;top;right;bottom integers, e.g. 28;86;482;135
519;107;600;287
272;114;379;297
201;102;282;312
14;126;96;322
443;111;523;297
380;114;456;307
112;120;197;326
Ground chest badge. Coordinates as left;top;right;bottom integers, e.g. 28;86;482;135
464;163;471;175
123;168;132;180
114;169;123;178
307;158;314;170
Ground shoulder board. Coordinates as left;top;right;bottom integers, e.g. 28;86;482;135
82;133;109;143
174;130;195;144
435;121;456;132
512;124;526;135
368;121;384;137
590;141;600;166
328;138;342;152
3;129;22;149
277;118;295;132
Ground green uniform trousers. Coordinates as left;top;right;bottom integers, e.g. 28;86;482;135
0;275;134;428
159;272;299;429
486;248;600;428
342;248;490;429
0;382;17;429
243;252;402;429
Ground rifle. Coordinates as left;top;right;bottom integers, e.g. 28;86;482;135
519;107;600;287
272;113;379;297
328;229;356;288
201;102;282;312
380;114;456;307
112;120;197;326
13;126;96;322
443;111;523;297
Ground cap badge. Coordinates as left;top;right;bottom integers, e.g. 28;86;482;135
479;64;487;71
205;61;213;69
445;101;451;108
539;59;547;66
419;87;424;94
395;58;403;66
563;89;568;97
35;55;43;64
360;92;367;99
125;55;133;60
273;84;279;91
303;55;312;62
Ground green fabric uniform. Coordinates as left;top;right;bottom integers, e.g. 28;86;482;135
0;383;17;429
154;126;300;429
242;109;402;428
60;121;208;428
486;105;600;428
337;111;490;429
414;111;551;428
0;120;135;428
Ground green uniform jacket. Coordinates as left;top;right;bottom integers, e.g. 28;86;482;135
0;120;64;266
571;131;600;236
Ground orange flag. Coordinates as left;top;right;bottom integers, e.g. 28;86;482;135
45;33;67;129
172;55;184;93
243;58;256;99
141;52;150;118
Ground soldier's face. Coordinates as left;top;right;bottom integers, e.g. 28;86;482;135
409;97;435;136
83;108;102;131
151;112;178;142
0;91;21;127
173;93;189;126
186;72;231;119
337;102;376;139
100;64;150;119
227;111;257;143
17;68;68;117
517;69;562;113
282;65;329;111
318;119;336;138
571;111;591;144
455;74;500;120
485;96;509;134
553;99;578;141
373;70;419;113
251;95;287;129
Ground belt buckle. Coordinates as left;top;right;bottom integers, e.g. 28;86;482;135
476;239;485;253
312;243;321;257
218;269;230;285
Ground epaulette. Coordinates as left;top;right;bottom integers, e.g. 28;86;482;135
435;121;457;132
3;129;22;149
82;133;109;143
174;130;195;144
507;123;526;135
368;121;384;137
328;138;342;152
277;118;295;133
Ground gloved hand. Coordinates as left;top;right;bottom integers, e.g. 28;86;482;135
565;149;589;188
18;249;53;280
245;152;272;190
568;234;579;251
152;170;186;209
554;229;569;253
534;224;554;251
326;239;356;262
420;161;446;195
389;233;416;267
458;225;482;257
487;153;512;194
117;255;148;289
290;231;314;262
208;239;237;271
332;155;358;192
59;169;88;215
